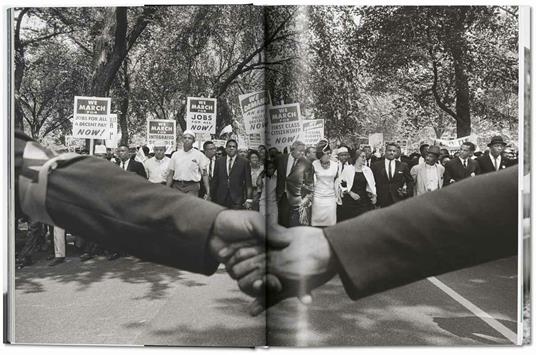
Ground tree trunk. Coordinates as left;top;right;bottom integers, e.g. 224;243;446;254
118;62;130;146
14;9;29;131
449;10;471;138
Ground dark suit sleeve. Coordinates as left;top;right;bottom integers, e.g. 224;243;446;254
323;166;518;300
44;156;224;275
245;159;252;193
139;162;148;179
302;159;314;197
443;162;452;187
402;162;413;196
211;159;219;198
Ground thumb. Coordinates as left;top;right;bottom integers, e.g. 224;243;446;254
266;224;293;249
214;210;266;243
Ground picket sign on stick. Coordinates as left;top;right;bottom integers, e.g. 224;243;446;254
267;103;301;151
72;96;112;155
186;97;217;134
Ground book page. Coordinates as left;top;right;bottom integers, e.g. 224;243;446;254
7;4;267;347
263;5;527;346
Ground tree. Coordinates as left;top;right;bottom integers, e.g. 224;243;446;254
354;6;518;137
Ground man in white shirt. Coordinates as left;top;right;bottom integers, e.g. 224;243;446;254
166;130;210;198
410;146;445;196
145;141;171;184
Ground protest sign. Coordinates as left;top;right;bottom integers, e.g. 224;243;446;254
239;91;270;146
106;114;119;148
368;133;384;152
195;133;212;150
64;135;86;152
267;103;301;150
72;96;111;139
186;97;217;134
433;135;478;151
147;119;176;148
300;119;324;146
212;139;227;147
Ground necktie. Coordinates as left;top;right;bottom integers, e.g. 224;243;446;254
463;159;467;168
228;157;233;175
388;160;393;180
495;157;499;171
209;158;213;178
121;162;125;170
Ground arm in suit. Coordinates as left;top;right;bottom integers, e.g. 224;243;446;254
324;166;517;299
301;159;314;201
251;166;517;313
131;160;148;179
443;161;453;187
211;158;221;202
401;162;413;197
245;159;253;200
15;132;225;275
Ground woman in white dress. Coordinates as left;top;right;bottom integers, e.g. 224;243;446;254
311;142;339;227
257;160;278;226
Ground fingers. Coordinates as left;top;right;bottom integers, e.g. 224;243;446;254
226;245;264;268
218;240;258;262
298;294;313;305
228;254;265;280
248;297;265;317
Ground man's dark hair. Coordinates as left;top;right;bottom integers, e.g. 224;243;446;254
419;144;430;155
216;146;226;156
226;139;238;147
462;142;476;152
203;141;214;151
118;144;129;150
142;146;150;156
386;142;400;150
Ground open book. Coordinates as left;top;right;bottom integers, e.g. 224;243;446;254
4;4;530;347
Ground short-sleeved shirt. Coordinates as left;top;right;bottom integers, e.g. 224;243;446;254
168;148;208;182
145;156;171;183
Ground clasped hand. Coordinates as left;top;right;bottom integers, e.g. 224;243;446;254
210;211;336;316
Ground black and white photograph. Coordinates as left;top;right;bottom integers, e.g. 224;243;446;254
2;1;530;348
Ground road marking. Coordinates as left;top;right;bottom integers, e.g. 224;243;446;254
427;276;517;344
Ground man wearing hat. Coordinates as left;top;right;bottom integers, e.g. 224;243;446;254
443;141;479;186
410;145;444;196
476;136;512;175
166;130;210;198
145;141;171;184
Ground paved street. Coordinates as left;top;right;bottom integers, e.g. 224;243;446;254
14;247;518;347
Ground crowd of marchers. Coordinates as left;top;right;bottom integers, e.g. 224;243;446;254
15;132;517;270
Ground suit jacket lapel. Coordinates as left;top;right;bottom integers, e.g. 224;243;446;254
289;157;299;176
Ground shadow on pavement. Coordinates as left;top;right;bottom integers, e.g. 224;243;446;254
433;316;516;344
15;245;206;301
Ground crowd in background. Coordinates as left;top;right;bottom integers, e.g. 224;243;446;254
15;131;518;270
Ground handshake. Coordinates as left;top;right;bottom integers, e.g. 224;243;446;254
209;210;337;316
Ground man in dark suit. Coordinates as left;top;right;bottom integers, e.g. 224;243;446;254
371;142;413;207
211;139;253;209
476;136;511;174
116;144;147;179
245;165;517;314
276;140;314;227
443;141;479;186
